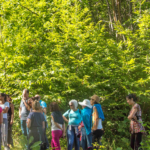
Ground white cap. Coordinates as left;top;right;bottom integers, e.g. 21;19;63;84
78;99;92;108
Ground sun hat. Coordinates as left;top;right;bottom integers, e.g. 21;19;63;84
78;99;92;108
90;95;100;103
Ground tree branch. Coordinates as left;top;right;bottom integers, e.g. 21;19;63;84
19;4;39;16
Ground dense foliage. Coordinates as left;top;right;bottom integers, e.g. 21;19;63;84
0;0;150;149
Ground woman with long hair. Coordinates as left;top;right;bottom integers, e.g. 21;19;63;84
126;94;145;150
50;102;65;150
7;95;14;148
0;93;9;150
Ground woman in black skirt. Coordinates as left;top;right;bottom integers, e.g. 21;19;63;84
27;100;45;150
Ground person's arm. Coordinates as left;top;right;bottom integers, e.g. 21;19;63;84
10;103;14;125
27;118;31;128
2;107;9;113
62;116;69;123
78;121;84;131
62;123;66;137
43;108;47;114
19;108;21;118
92;106;99;131
0;112;3;124
128;107;138;120
22;99;30;111
51;116;63;130
63;110;69;123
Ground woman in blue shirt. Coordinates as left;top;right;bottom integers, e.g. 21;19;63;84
78;99;92;150
63;100;81;150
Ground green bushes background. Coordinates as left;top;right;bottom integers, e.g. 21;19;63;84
0;0;150;149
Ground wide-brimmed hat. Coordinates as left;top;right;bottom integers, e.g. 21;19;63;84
90;95;100;103
78;99;92;108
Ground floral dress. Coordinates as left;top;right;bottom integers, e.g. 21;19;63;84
130;104;145;134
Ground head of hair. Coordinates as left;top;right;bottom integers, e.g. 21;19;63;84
0;93;7;102
35;94;41;101
126;94;138;102
32;100;40;110
69;99;78;109
49;102;60;112
23;89;29;94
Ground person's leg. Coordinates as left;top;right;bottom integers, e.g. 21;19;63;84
51;130;63;150
0;125;1;150
8;121;13;147
20;120;27;136
74;127;80;150
26;121;29;136
67;126;75;150
86;132;92;149
4;119;8;147
92;129;103;149
81;127;87;150
97;130;104;145
135;132;142;150
51;131;55;149
44;121;49;148
130;133;135;150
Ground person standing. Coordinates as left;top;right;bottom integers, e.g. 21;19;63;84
126;94;145;150
35;95;49;149
50;102;65;150
0;106;3;150
19;89;30;136
7;95;14;148
63;100;81;150
90;95;105;146
0;93;9;150
78;99;92;150
27;100;45;150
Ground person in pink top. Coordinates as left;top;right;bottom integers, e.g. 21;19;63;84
0;106;3;150
126;94;145;150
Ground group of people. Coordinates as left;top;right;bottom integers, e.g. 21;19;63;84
0;89;146;150
0;93;14;150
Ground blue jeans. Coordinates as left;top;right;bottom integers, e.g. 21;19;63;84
20;120;29;136
81;127;92;150
67;126;80;150
44;122;49;148
1;118;8;147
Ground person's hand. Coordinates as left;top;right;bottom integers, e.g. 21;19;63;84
78;125;82;131
62;132;66;138
19;115;21;118
10;121;13;125
22;99;25;103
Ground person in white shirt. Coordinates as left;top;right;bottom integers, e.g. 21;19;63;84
0;93;9;150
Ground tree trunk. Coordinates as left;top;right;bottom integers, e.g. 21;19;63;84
112;0;117;22
106;0;114;32
129;0;133;30
117;0;121;23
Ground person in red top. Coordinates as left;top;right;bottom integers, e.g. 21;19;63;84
0;106;3;150
126;94;145;150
